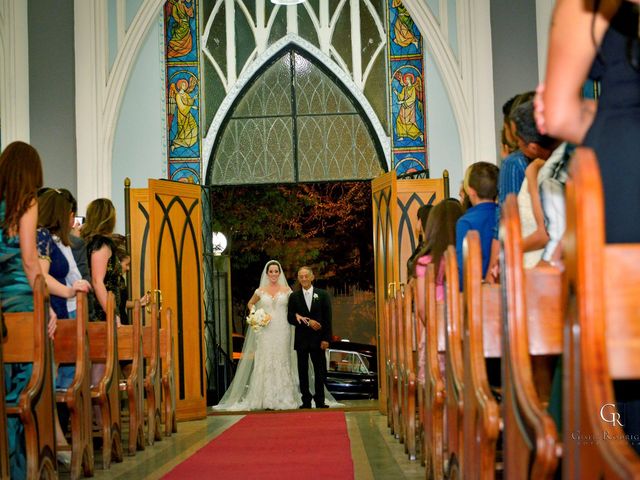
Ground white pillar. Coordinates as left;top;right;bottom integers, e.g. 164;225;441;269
74;0;108;212
0;0;30;148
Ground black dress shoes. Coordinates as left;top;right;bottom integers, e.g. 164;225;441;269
299;404;311;409
316;404;329;408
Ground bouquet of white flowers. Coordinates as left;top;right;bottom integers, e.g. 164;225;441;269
246;305;272;332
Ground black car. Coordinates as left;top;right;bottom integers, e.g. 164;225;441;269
325;341;378;400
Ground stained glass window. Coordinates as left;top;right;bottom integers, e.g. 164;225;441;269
208;50;384;185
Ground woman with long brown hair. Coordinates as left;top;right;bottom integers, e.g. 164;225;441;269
37;190;91;320
410;199;463;384
0;141;56;479
80;198;121;323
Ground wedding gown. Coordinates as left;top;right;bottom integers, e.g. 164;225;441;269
214;289;301;411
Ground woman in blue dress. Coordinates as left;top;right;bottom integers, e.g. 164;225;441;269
37;189;92;322
37;189;92;463
0;141;56;479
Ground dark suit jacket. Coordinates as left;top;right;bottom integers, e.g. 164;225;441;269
287;287;332;351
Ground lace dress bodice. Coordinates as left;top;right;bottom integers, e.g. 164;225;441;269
254;289;293;355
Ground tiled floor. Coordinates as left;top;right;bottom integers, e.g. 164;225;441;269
61;400;425;479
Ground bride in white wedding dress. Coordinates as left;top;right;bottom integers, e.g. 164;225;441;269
213;260;339;411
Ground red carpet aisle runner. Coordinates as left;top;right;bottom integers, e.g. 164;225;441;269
163;411;354;479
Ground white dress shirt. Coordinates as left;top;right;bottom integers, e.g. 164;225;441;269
303;286;313;311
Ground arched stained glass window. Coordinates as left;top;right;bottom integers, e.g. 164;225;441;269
207;49;385;185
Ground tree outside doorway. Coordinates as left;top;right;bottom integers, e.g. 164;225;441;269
208;181;376;345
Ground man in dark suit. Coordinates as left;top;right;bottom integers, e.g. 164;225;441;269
287;266;332;408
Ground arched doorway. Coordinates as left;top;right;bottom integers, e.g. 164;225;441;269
204;47;385;404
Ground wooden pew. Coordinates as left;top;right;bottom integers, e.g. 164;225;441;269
395;284;406;445
88;292;123;468
401;282;417;460
387;286;401;439
563;148;640;479
0;305;10;479
423;262;446;479
3;276;57;479
500;194;563;479
444;246;465;478
142;301;162;445
461;231;501;479
384;288;395;433
118;300;145;455
410;278;426;465
54;292;94;479
383;292;392;430
159;307;177;436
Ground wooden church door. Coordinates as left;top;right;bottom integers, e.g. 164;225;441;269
127;179;206;421
372;171;449;414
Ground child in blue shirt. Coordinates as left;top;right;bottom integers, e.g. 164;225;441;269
456;161;500;285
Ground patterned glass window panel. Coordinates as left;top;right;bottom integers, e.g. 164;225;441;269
211;117;295;185
294;54;356;115
331;4;352;73
266;7;287;48
297;114;380;182
203;1;227;127
234;7;256;76
233;55;292;118
362;54;388;132
204;71;226;129
204;2;227;74
360;1;388;131
353;116;384;178
297;3;319;47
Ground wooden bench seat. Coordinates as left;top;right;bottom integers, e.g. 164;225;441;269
401;283;417;460
500;194;563;479
564;148;640;478
386;286;401;439
54;292;94;479
410;277;426;466
142;301;161;444
3;276;57;479
394;286;406;446
117;300;145;455
423;262;446;478
444;246;465;478
87;292;123;468
461;231;502;479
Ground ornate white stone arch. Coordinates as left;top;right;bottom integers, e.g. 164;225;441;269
202;34;391;179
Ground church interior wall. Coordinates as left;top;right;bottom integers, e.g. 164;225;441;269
424;49;462;195
28;0;77;195
112;15;165;232
489;0;540;159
